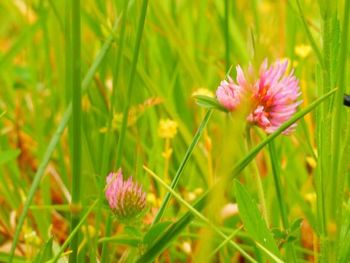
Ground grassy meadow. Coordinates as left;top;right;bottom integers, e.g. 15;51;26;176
0;0;349;262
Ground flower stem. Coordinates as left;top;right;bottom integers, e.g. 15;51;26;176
268;140;297;262
152;110;213;225
101;1;149;261
245;126;269;226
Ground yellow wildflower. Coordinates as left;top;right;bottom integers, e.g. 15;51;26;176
192;88;214;97
158;119;178;139
295;44;312;59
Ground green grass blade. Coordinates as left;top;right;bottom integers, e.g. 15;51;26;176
101;1;149;261
144;166;257;263
234;180;282;262
69;0;82;262
115;0;149;168
152;109;213;225
295;0;324;67
50;200;99;263
268;141;297;262
8;17;122;262
334;0;350;225
224;0;230;71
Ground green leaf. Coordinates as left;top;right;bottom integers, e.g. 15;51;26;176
124;226;143;237
234;180;281;261
33;237;53;263
193;95;228;112
290;218;303;234
271;228;287;240
99;235;141;247
137;195;207;263
143;221;172;245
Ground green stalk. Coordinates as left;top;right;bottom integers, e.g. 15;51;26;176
246;126;269;226
320;3;333;261
295;0;324;67
115;0;149;168
69;0;81;262
210;227;242;257
8;17;121;263
335;0;350;235
268;140;297;262
152;109;213;225
101;1;149;262
224;0;230;71
50;200;99;263
97;1;129;261
100;0;128;185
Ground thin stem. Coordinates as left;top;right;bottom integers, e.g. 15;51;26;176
115;0;149;168
152;109;213;225
8;16;120;262
69;0;81;262
144;166;258;263
101;1;149;262
246;126;269;226
51;200;99;263
163;138;171;181
204;126;214;186
295;0;324;67
320;4;332;262
268;140;297;262
334;0;350;228
224;0;230;71
99;0;129;261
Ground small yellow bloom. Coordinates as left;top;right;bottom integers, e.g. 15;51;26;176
82;225;97;238
306;156;317;169
305;192;316;203
295;44;312;59
192;88;214;97
147;193;157;205
158;119;178;139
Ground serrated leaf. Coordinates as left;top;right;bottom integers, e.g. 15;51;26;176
234;180;281;261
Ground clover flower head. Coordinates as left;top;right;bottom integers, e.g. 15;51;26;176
105;169;146;221
216;65;248;111
247;59;302;134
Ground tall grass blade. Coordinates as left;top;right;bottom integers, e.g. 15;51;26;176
101;1;149;261
8;17;122;262
69;0;82;262
152;109;213;225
